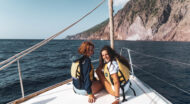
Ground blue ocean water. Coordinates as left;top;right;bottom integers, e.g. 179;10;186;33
0;40;189;104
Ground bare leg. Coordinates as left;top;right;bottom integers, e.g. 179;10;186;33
96;69;115;96
91;80;104;94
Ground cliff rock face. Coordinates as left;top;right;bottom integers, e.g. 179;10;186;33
66;0;190;41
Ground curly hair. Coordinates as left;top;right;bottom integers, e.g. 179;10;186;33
78;41;94;56
98;45;130;70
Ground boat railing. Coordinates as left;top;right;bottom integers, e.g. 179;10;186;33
121;47;190;96
0;0;106;98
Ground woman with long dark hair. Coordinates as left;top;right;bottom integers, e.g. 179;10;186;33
96;45;130;104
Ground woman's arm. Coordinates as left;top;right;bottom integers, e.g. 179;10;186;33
82;58;92;94
82;58;96;103
111;73;120;104
111;73;120;97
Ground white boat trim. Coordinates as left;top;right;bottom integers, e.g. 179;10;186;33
8;79;72;104
9;75;172;104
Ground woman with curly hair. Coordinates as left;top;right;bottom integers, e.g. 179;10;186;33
72;41;103;103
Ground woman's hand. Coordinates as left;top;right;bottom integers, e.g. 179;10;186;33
111;73;120;97
88;94;96;103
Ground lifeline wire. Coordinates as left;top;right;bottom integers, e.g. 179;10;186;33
122;47;190;66
133;64;190;95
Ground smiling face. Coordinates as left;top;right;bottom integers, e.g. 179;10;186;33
101;50;110;63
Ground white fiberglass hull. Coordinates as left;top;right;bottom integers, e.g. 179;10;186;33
10;75;171;104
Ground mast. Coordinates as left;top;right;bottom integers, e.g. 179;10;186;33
108;0;114;49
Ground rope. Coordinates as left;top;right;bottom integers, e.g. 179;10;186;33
132;64;190;95
122;47;190;66
0;0;106;71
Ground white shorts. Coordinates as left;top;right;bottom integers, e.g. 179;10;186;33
73;86;87;95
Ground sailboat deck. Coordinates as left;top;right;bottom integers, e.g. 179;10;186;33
13;75;171;104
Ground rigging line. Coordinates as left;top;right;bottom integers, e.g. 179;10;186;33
0;0;106;67
122;47;190;66
132;64;190;95
0;0;106;71
0;37;53;66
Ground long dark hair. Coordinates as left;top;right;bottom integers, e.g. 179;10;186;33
98;45;130;70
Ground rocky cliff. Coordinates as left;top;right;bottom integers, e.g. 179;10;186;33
66;0;190;41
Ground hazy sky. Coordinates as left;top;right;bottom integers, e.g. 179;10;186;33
0;0;129;39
